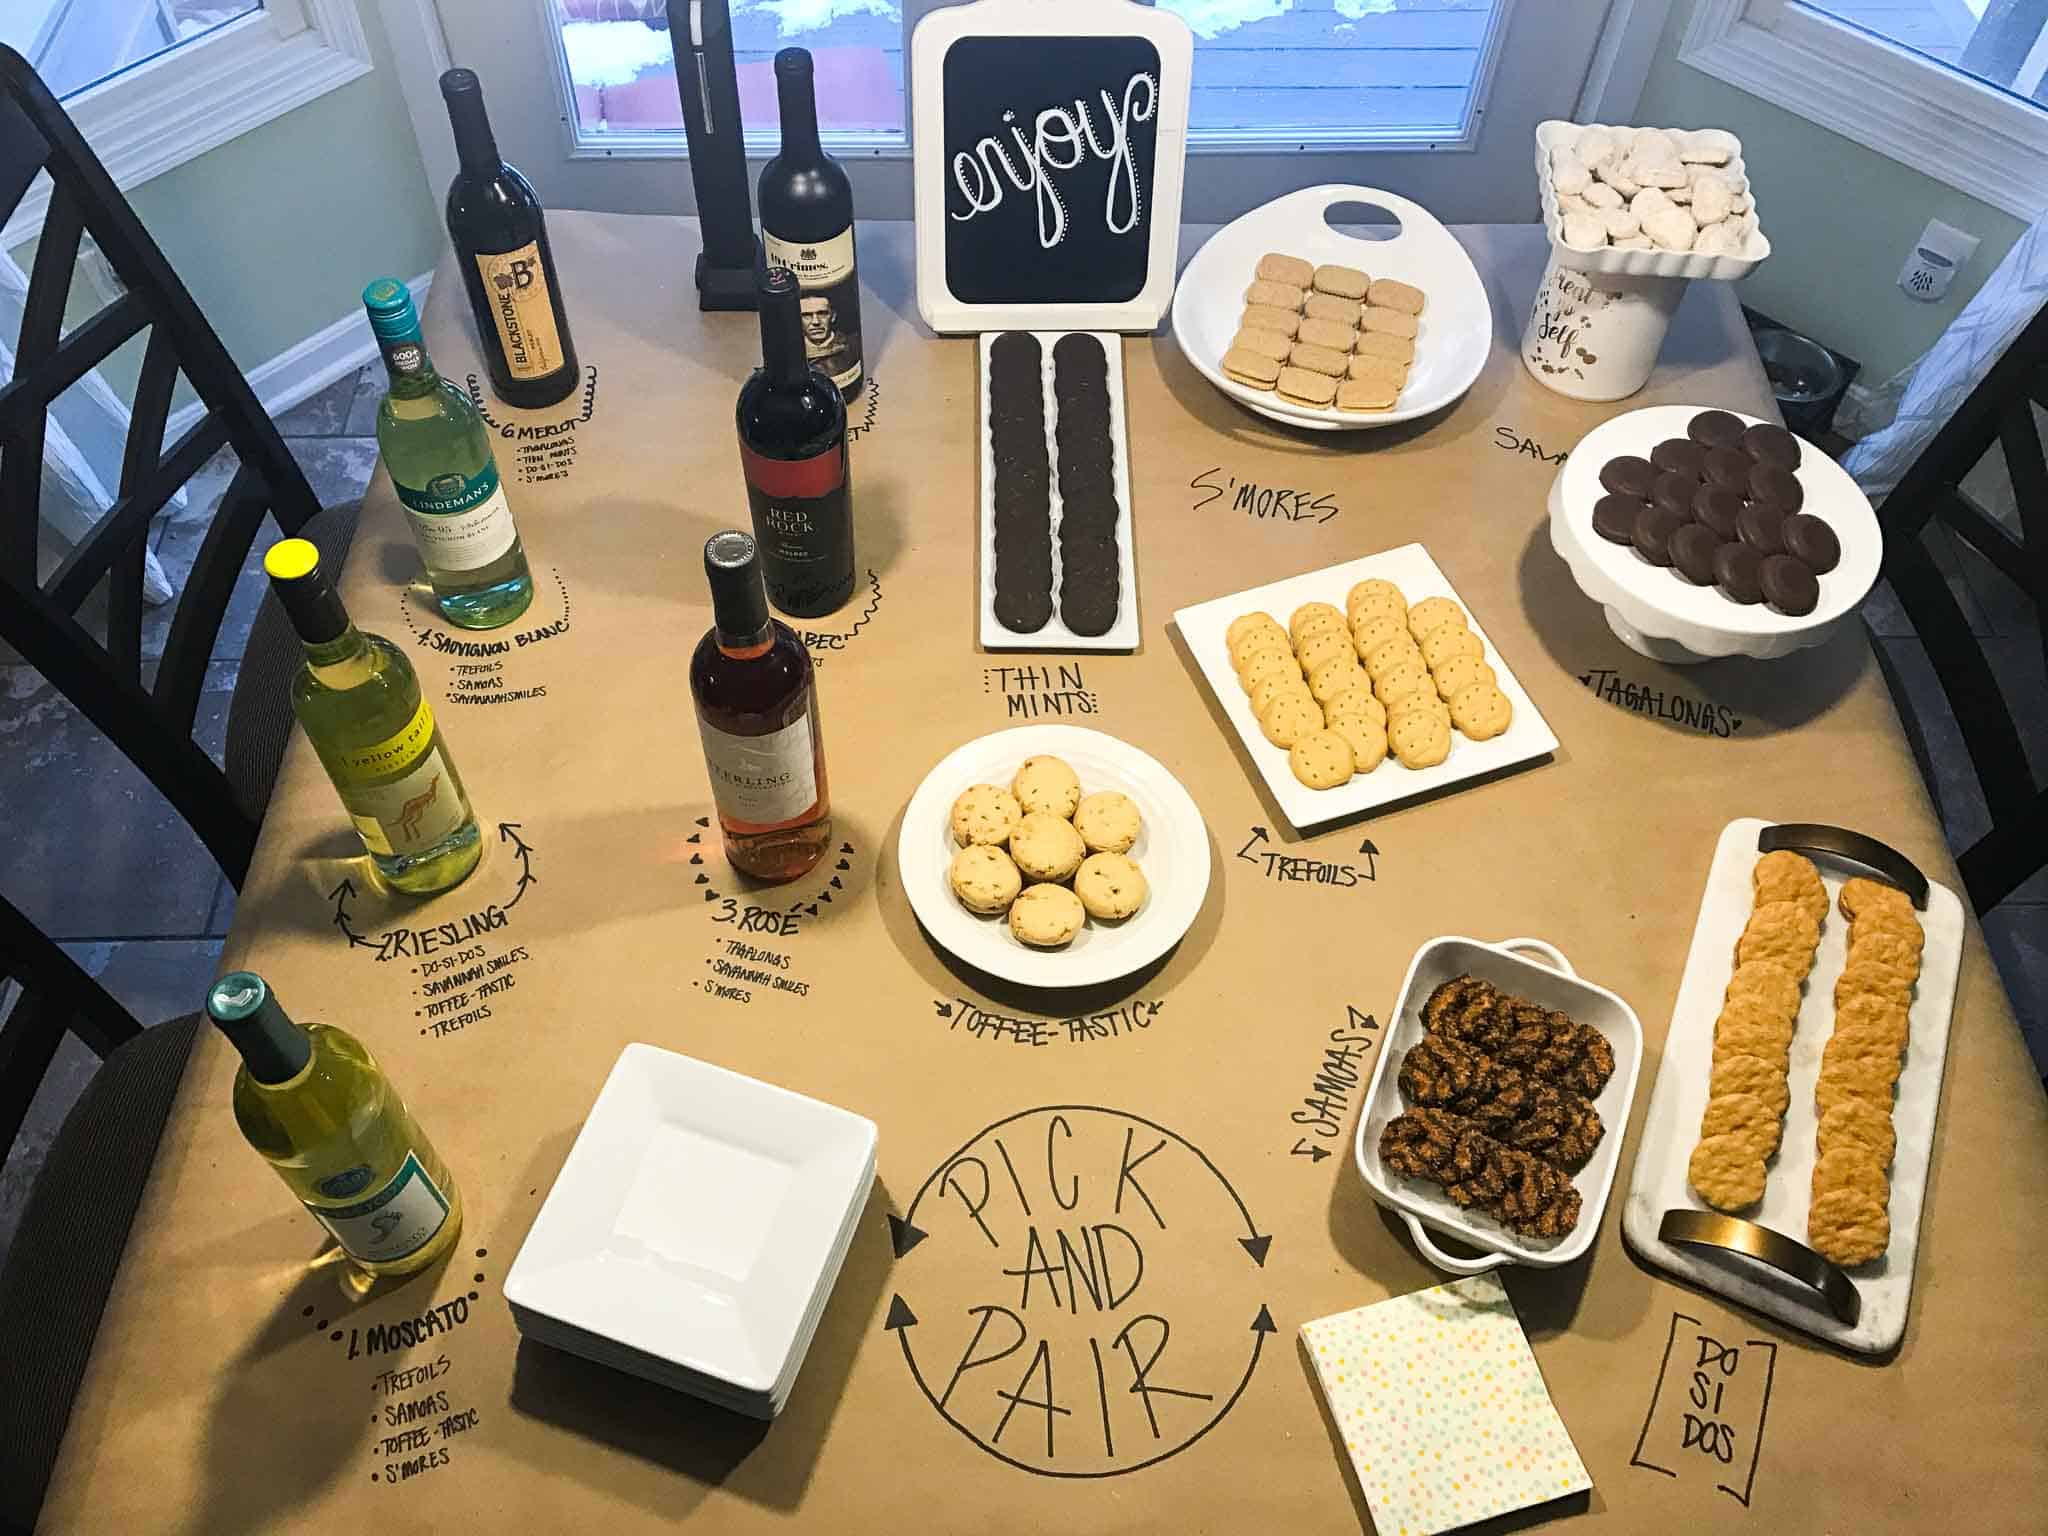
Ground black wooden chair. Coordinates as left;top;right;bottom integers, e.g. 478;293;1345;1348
1872;300;2048;914
0;45;358;1528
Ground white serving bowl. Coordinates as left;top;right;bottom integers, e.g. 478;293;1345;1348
1548;405;1880;664
1534;120;1770;281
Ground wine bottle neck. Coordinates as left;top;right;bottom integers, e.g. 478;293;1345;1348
760;292;807;386
446;83;501;171
705;530;771;643
207;973;313;1085
774;50;821;157
304;625;374;687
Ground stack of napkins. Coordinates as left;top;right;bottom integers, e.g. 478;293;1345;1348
1300;1273;1591;1534
504;1043;876;1419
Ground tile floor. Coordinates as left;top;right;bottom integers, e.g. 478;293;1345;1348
2;366;2045;1267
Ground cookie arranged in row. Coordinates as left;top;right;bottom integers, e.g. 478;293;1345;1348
1806;877;1923;1268
1223;578;1513;791
1685;850;1826;1213
947;754;1146;949
1222;251;1426;413
1379;1106;1584;1239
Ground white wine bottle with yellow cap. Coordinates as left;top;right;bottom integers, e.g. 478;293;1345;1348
264;537;483;894
207;970;462;1282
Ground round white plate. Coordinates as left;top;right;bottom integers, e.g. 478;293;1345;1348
898;725;1212;989
1548;405;1880;662
1171;183;1492;432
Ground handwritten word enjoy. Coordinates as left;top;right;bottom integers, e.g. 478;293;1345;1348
950;74;1158;249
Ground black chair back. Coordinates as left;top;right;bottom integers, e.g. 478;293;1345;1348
0;44;321;887
1875;301;2048;913
0;891;140;1166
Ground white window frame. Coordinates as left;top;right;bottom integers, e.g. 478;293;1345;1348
3;0;373;245
1681;0;2048;221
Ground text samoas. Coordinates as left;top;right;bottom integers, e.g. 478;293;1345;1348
950;72;1159;249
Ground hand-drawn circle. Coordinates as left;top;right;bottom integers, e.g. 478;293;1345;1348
893;1104;1272;1478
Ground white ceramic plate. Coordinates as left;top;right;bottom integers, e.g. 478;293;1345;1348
503;1044;876;1399
1353;936;1644;1272
1172;544;1559;830
1171;184;1492;432
977;331;1140;651
898;724;1211;989
1622;819;1964;1354
1533;121;1770;281
1548;405;1881;663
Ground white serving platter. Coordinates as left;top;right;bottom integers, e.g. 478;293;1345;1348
1548;405;1880;664
978;331;1140;651
1172;545;1558;830
503;1044;877;1400
1622;819;1964;1354
1171;184;1492;432
1353;936;1644;1272
1534;121;1770;281
897;724;1211;989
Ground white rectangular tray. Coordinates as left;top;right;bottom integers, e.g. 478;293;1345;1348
977;330;1140;652
1354;935;1643;1273
1172;545;1558;829
1621;818;1964;1354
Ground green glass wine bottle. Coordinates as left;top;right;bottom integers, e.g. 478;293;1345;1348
207;971;463;1281
363;277;534;630
264;537;483;894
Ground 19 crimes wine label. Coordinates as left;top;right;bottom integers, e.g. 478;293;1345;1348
474;242;566;380
699;714;818;825
739;440;853;615
764;227;862;390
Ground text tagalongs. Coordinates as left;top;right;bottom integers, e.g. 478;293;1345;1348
1579;667;1743;738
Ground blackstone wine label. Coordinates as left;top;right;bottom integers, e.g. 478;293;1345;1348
475;241;566;380
765;227;863;390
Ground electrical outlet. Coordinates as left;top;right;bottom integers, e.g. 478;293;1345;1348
1900;219;1981;302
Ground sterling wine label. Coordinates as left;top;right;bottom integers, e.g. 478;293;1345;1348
698;712;818;826
765;227;863;390
307;1152;452;1265
396;461;519;573
475;242;565;380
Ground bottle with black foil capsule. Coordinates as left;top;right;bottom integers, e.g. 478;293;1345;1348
689;531;831;882
207;971;462;1284
758;47;863;397
441;67;579;408
737;267;854;617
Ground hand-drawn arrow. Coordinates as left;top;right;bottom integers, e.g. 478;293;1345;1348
1357;838;1378;880
887;1215;928;1258
1235;827;1269;864
498;822;537;911
1291;1139;1333;1163
327;879;372;949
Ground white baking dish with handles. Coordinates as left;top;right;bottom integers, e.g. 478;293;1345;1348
1353;936;1644;1273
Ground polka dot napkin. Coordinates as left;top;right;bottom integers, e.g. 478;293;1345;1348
1300;1274;1591;1535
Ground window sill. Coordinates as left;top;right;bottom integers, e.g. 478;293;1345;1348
1680;0;2048;220
3;2;373;247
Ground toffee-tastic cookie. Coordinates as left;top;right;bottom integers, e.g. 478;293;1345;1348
1072;791;1141;854
1074;852;1147;921
949;844;1023;915
1008;883;1086;948
1010;811;1086;883
1012;755;1081;818
950;783;1024;848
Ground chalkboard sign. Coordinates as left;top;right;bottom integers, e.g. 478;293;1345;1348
913;0;1192;333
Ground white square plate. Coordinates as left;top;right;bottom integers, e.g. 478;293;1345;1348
504;1044;877;1395
977;331;1140;652
1173;545;1558;829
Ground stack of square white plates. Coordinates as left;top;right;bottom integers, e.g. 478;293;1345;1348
504;1043;877;1418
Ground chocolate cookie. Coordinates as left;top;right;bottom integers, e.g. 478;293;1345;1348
1782;512;1841;573
1670;523;1725;585
1748;462;1803;512
1702;446;1753;489
1688;409;1746;448
1599;455;1658;499
1593;493;1644;544
1652;470;1701;519
1714;542;1764;604
1742;422;1801;468
1651;438;1708;478
1737;499;1787;556
1693;484;1744;539
1632;504;1685;566
1761;553;1819;615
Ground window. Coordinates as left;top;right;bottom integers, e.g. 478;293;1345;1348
549;0;1509;156
1;0;371;245
1681;0;2048;219
2;2;266;101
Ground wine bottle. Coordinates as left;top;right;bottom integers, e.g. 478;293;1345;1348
758;47;863;398
363;277;535;631
689;530;832;882
264;537;484;895
440;67;579;408
737;267;854;618
207;971;462;1280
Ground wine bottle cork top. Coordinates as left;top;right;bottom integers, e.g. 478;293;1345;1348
263;538;320;582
